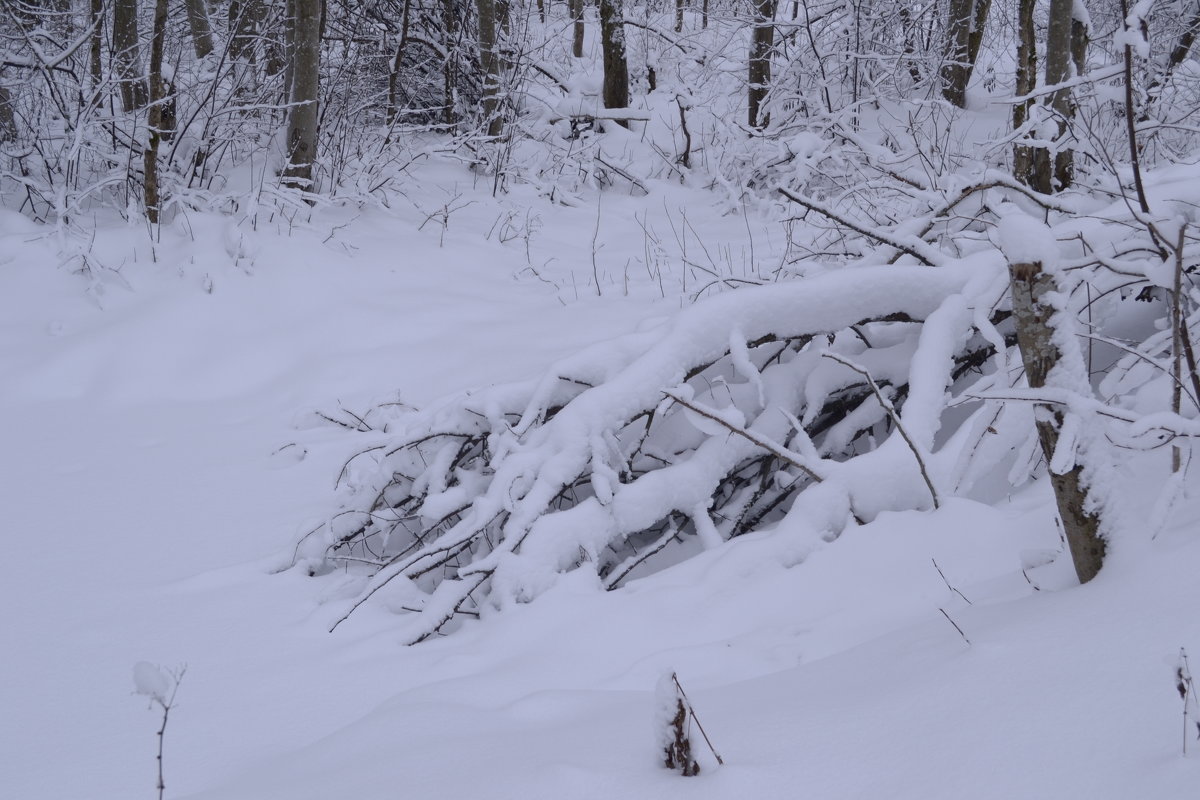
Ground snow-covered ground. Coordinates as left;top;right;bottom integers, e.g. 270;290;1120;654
4;159;1200;800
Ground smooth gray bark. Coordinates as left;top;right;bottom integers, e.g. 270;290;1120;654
282;0;321;189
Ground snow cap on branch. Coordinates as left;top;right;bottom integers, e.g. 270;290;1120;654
995;208;1060;272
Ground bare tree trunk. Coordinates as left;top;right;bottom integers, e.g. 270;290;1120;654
476;0;504;137
442;0;459;125
1038;0;1076;192
1168;3;1200;71
113;0;148;111
899;6;921;84
965;0;992;71
748;0;775;128
387;0;412;126
144;0;170;222
1007;258;1106;583
229;0;261;63
185;0;215;58
675;0;683;32
940;0;972;107
598;0;628;117
571;0;584;57
89;0;103;87
0;81;16;143
1013;0;1036;185
262;1;288;80
282;0;321;190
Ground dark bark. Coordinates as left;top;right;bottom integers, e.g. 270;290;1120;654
113;0;148;111
229;0;261;63
1166;4;1200;79
89;0;103;87
387;0;412;126
1012;0;1037;186
571;0;584;57
940;0;973;107
0;82;16;143
477;0;504;137
442;0;459;125
748;0;775;128
1007;260;1105;583
966;0;992;69
144;0;170;222
185;0;215;58
599;0;628;117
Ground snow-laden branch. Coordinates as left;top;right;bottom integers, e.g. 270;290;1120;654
301;261;1005;642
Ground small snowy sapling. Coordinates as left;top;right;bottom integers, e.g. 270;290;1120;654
133;662;185;800
1176;649;1199;755
655;672;723;776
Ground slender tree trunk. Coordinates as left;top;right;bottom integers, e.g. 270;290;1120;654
748;0;775;128
1163;3;1200;84
1012;0;1037;186
185;0;215;58
282;0;321;190
387;0;412;126
442;0;459;125
113;0;148;111
965;0;992;70
899;6;921;84
144;0;170;222
477;0;504;137
263;2;288;80
940;0;971;106
571;0;585;57
598;0;628;117
1040;0;1076;191
229;0;261;63
1007;257;1106;583
89;0;103;87
0;81;16;143
675;0;683;32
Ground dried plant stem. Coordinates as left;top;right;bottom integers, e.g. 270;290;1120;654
938;607;971;646
671;673;725;766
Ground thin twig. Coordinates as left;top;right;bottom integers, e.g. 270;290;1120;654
662;391;825;483
938;607;971;646
932;558;972;604
821;353;941;509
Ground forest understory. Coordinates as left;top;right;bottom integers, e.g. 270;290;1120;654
5;0;1200;796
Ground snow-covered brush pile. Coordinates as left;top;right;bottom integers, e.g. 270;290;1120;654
294;167;1200;644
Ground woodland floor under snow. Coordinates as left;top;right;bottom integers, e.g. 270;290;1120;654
4;156;1200;800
